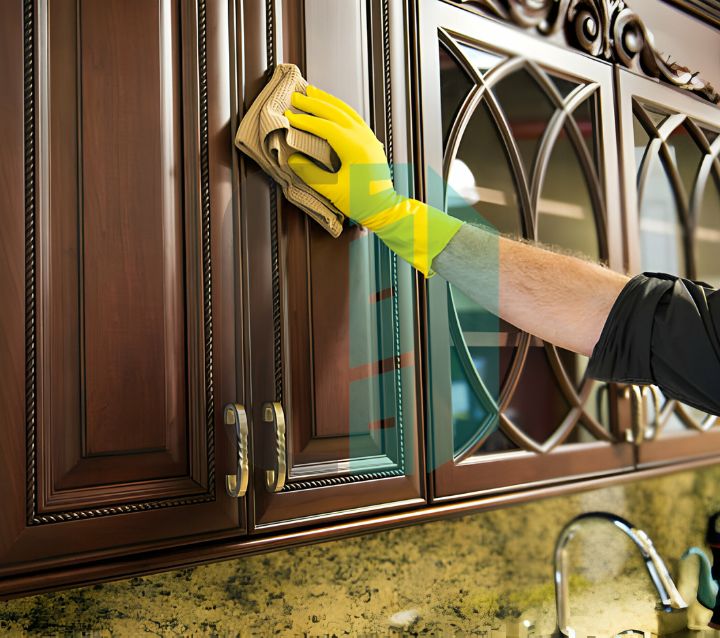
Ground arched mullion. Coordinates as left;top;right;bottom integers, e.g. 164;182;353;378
632;104;713;434
446;285;501;462
633;104;694;278
544;343;615;442
441;53;537;446
498;406;584;454
674;121;719;433
441;54;528;199
543;93;612;430
523;75;611;440
530;83;607;247
439;28;486;86
658;141;695;278
563;89;608;233
686;119;719;231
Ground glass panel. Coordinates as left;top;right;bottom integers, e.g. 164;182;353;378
446;99;521;457
659;392;688;434
447;100;520;234
572;95;598;174
666;124;703;205
637;152;685;276
449;339;497;455
478;423;518;453
506;347;572;446
537;124;600;261
682;403;713;427
701;127;719;144
696;170;720;287
549;74;580;98
439;43;476;150
645;107;669;129
633;113;651;168
491;68;557;177
456;42;505;75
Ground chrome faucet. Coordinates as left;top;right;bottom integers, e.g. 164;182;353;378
554;512;687;637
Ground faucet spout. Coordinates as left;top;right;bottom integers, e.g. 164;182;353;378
554;512;687;637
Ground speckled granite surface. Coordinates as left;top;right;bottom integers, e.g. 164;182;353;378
3;465;720;637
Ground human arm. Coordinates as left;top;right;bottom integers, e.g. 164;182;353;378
433;224;720;415
285;85;720;415
431;223;629;357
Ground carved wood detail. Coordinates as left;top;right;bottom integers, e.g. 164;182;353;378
448;0;720;102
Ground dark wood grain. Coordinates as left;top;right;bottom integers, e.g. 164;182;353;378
247;0;425;533
0;0;243;583
0;0;27;562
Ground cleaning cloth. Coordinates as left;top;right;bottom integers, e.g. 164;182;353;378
235;64;345;237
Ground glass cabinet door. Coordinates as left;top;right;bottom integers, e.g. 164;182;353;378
420;2;633;500
618;68;720;468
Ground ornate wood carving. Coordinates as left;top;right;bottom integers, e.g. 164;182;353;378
448;0;720;103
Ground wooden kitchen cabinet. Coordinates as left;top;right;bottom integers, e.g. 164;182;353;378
0;0;245;594
242;0;426;532
616;68;720;467
1;0;719;602
420;0;634;501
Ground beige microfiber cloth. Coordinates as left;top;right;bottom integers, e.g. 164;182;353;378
235;64;345;237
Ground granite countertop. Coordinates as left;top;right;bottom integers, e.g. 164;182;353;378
2;465;720;636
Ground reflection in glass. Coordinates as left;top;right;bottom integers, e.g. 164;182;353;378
439;44;475;150
492;69;556;176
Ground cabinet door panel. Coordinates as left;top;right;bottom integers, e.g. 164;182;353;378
0;0;244;583
421;2;633;501
245;0;424;532
618;68;720;467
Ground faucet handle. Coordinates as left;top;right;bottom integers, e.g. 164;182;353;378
633;528;688;611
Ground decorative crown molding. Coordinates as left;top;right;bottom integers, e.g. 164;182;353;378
450;0;720;103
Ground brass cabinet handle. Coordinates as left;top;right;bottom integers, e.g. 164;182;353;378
263;402;286;493
642;385;662;441
224;403;249;498
624;385;661;444
625;385;646;445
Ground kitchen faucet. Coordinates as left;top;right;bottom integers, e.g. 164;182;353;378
554;512;687;637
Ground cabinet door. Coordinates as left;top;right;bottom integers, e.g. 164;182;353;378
243;0;424;532
0;0;245;590
617;68;720;467
420;2;634;501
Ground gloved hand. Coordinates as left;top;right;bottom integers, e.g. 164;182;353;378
285;85;463;277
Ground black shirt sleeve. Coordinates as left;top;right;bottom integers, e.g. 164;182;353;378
587;272;720;416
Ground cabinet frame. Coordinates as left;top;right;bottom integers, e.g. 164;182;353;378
616;67;720;468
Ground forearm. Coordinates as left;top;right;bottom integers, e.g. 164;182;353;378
431;223;629;356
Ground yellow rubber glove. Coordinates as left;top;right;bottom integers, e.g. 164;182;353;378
285;85;463;277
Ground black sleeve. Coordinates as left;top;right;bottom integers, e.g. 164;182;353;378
586;272;720;416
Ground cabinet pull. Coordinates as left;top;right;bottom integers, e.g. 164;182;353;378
642;385;662;441
263;402;286;493
624;385;661;444
224;403;249;498
624;385;646;444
